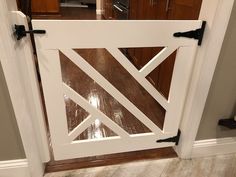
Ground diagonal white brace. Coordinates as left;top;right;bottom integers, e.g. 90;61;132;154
107;48;169;108
139;46;177;77
63;83;130;138
68;115;96;142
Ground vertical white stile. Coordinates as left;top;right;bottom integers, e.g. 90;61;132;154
37;50;69;146
164;46;197;133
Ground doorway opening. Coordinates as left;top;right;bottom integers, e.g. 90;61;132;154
16;0;203;173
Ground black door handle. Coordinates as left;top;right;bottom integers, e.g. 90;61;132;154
14;24;46;40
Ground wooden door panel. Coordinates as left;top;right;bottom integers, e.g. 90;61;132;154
168;0;202;20
45;0;60;13
31;0;59;14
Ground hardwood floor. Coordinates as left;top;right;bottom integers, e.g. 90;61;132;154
45;154;236;177
60;48;165;139
33;6;102;19
46;147;177;173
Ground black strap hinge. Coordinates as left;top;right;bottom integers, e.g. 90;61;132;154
156;130;181;145
173;21;206;46
14;24;46;40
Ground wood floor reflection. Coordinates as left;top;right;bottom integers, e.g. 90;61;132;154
60;48;166;140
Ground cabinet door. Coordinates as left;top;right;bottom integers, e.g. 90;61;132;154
103;0;113;19
167;0;202;20
31;0;59;14
156;0;203;97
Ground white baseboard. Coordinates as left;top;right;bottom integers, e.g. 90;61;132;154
192;137;236;158
96;9;102;15
0;159;30;177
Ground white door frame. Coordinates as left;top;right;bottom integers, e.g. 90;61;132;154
0;0;234;176
0;1;49;177
175;0;235;158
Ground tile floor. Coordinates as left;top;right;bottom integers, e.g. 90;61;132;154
45;154;236;177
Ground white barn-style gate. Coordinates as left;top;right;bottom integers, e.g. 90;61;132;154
32;20;204;160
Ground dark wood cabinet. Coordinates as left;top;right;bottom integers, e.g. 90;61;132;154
102;0;113;19
127;0;202;98
31;0;60;14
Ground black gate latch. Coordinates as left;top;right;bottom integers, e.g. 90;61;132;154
156;130;181;145
173;21;206;46
14;24;46;40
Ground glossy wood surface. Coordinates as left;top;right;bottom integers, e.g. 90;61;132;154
46;147;177;172
31;0;60;14
60;48;166;139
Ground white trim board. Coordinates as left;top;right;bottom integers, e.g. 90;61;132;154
0;159;30;177
191;137;236;158
175;0;235;158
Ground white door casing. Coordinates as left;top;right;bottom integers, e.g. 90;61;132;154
32;20;202;160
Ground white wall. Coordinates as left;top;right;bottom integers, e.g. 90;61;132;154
0;64;25;160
